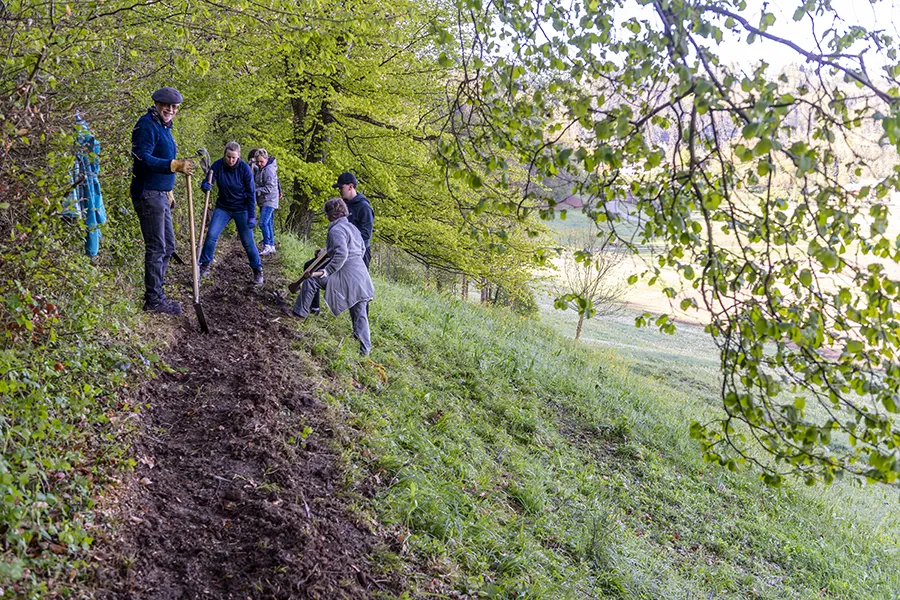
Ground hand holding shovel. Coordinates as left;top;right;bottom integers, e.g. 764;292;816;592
288;248;330;294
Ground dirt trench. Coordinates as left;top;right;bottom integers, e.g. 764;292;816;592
91;241;394;599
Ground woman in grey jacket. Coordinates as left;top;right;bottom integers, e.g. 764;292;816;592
289;198;374;355
254;149;280;255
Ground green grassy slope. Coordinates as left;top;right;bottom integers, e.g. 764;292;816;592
280;235;900;600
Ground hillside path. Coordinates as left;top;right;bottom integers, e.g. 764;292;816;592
92;241;390;599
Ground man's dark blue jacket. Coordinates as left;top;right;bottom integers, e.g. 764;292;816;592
207;158;256;216
131;109;177;193
347;193;374;248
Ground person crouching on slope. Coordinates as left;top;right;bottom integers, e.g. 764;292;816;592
198;141;263;285
287;198;374;356
253;149;280;256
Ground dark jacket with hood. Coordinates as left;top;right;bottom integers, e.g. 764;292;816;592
347;192;374;249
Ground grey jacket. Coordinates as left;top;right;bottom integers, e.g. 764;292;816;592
322;217;374;315
254;157;280;209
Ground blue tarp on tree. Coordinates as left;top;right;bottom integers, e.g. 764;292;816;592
64;113;107;256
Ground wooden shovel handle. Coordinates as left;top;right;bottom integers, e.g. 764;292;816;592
198;170;213;252
185;173;200;304
288;248;330;294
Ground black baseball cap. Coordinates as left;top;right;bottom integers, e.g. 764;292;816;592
333;172;358;188
151;86;183;104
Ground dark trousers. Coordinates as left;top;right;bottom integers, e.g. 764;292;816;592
292;277;370;355
133;188;175;305
304;246;370;312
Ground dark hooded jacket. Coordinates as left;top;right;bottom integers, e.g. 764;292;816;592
346;192;374;249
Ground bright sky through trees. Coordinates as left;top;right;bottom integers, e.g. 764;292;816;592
615;0;900;71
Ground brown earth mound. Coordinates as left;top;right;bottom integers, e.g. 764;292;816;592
90;241;394;599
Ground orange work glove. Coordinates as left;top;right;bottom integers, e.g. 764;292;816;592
170;159;195;175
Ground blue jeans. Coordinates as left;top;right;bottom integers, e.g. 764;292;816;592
259;206;275;247
132;187;175;305
199;207;261;269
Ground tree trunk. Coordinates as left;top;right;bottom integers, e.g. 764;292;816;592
461;275;468;301
285;180;315;237
575;312;585;340
285;87;334;238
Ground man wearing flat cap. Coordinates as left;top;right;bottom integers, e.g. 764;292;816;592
131;86;194;314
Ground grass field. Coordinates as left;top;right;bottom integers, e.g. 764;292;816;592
279;233;900;599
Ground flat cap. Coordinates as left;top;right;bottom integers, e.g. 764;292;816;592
151;86;183;104
333;171;358;188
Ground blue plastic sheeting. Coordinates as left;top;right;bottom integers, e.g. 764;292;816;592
63;113;107;256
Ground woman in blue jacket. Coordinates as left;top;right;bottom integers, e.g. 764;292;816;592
198;141;263;285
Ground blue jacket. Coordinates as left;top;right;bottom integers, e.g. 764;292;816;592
131;109;176;192
208;158;256;215
347;193;374;248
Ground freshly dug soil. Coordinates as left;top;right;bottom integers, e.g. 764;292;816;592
91;241;394;599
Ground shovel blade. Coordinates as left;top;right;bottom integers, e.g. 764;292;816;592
194;302;209;333
288;277;305;294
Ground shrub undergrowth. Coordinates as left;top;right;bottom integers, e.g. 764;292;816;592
1;88;150;598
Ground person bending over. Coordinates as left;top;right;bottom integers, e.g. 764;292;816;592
288;198;374;355
305;171;374;314
198;141;263;285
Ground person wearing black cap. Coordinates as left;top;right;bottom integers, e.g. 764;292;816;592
131;86;194;314
303;171;374;315
333;172;373;267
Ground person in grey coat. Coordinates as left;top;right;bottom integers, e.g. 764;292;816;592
288;198;374;355
254;149;280;255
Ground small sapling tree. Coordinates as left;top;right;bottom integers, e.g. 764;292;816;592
554;231;626;340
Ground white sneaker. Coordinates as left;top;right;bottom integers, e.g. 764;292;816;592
260;245;275;256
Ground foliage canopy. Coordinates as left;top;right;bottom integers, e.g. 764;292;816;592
440;0;900;485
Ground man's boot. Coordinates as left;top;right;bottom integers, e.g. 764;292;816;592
253;268;264;286
143;298;183;315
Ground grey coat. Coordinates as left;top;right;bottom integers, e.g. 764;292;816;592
254;157;280;209
321;217;374;315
